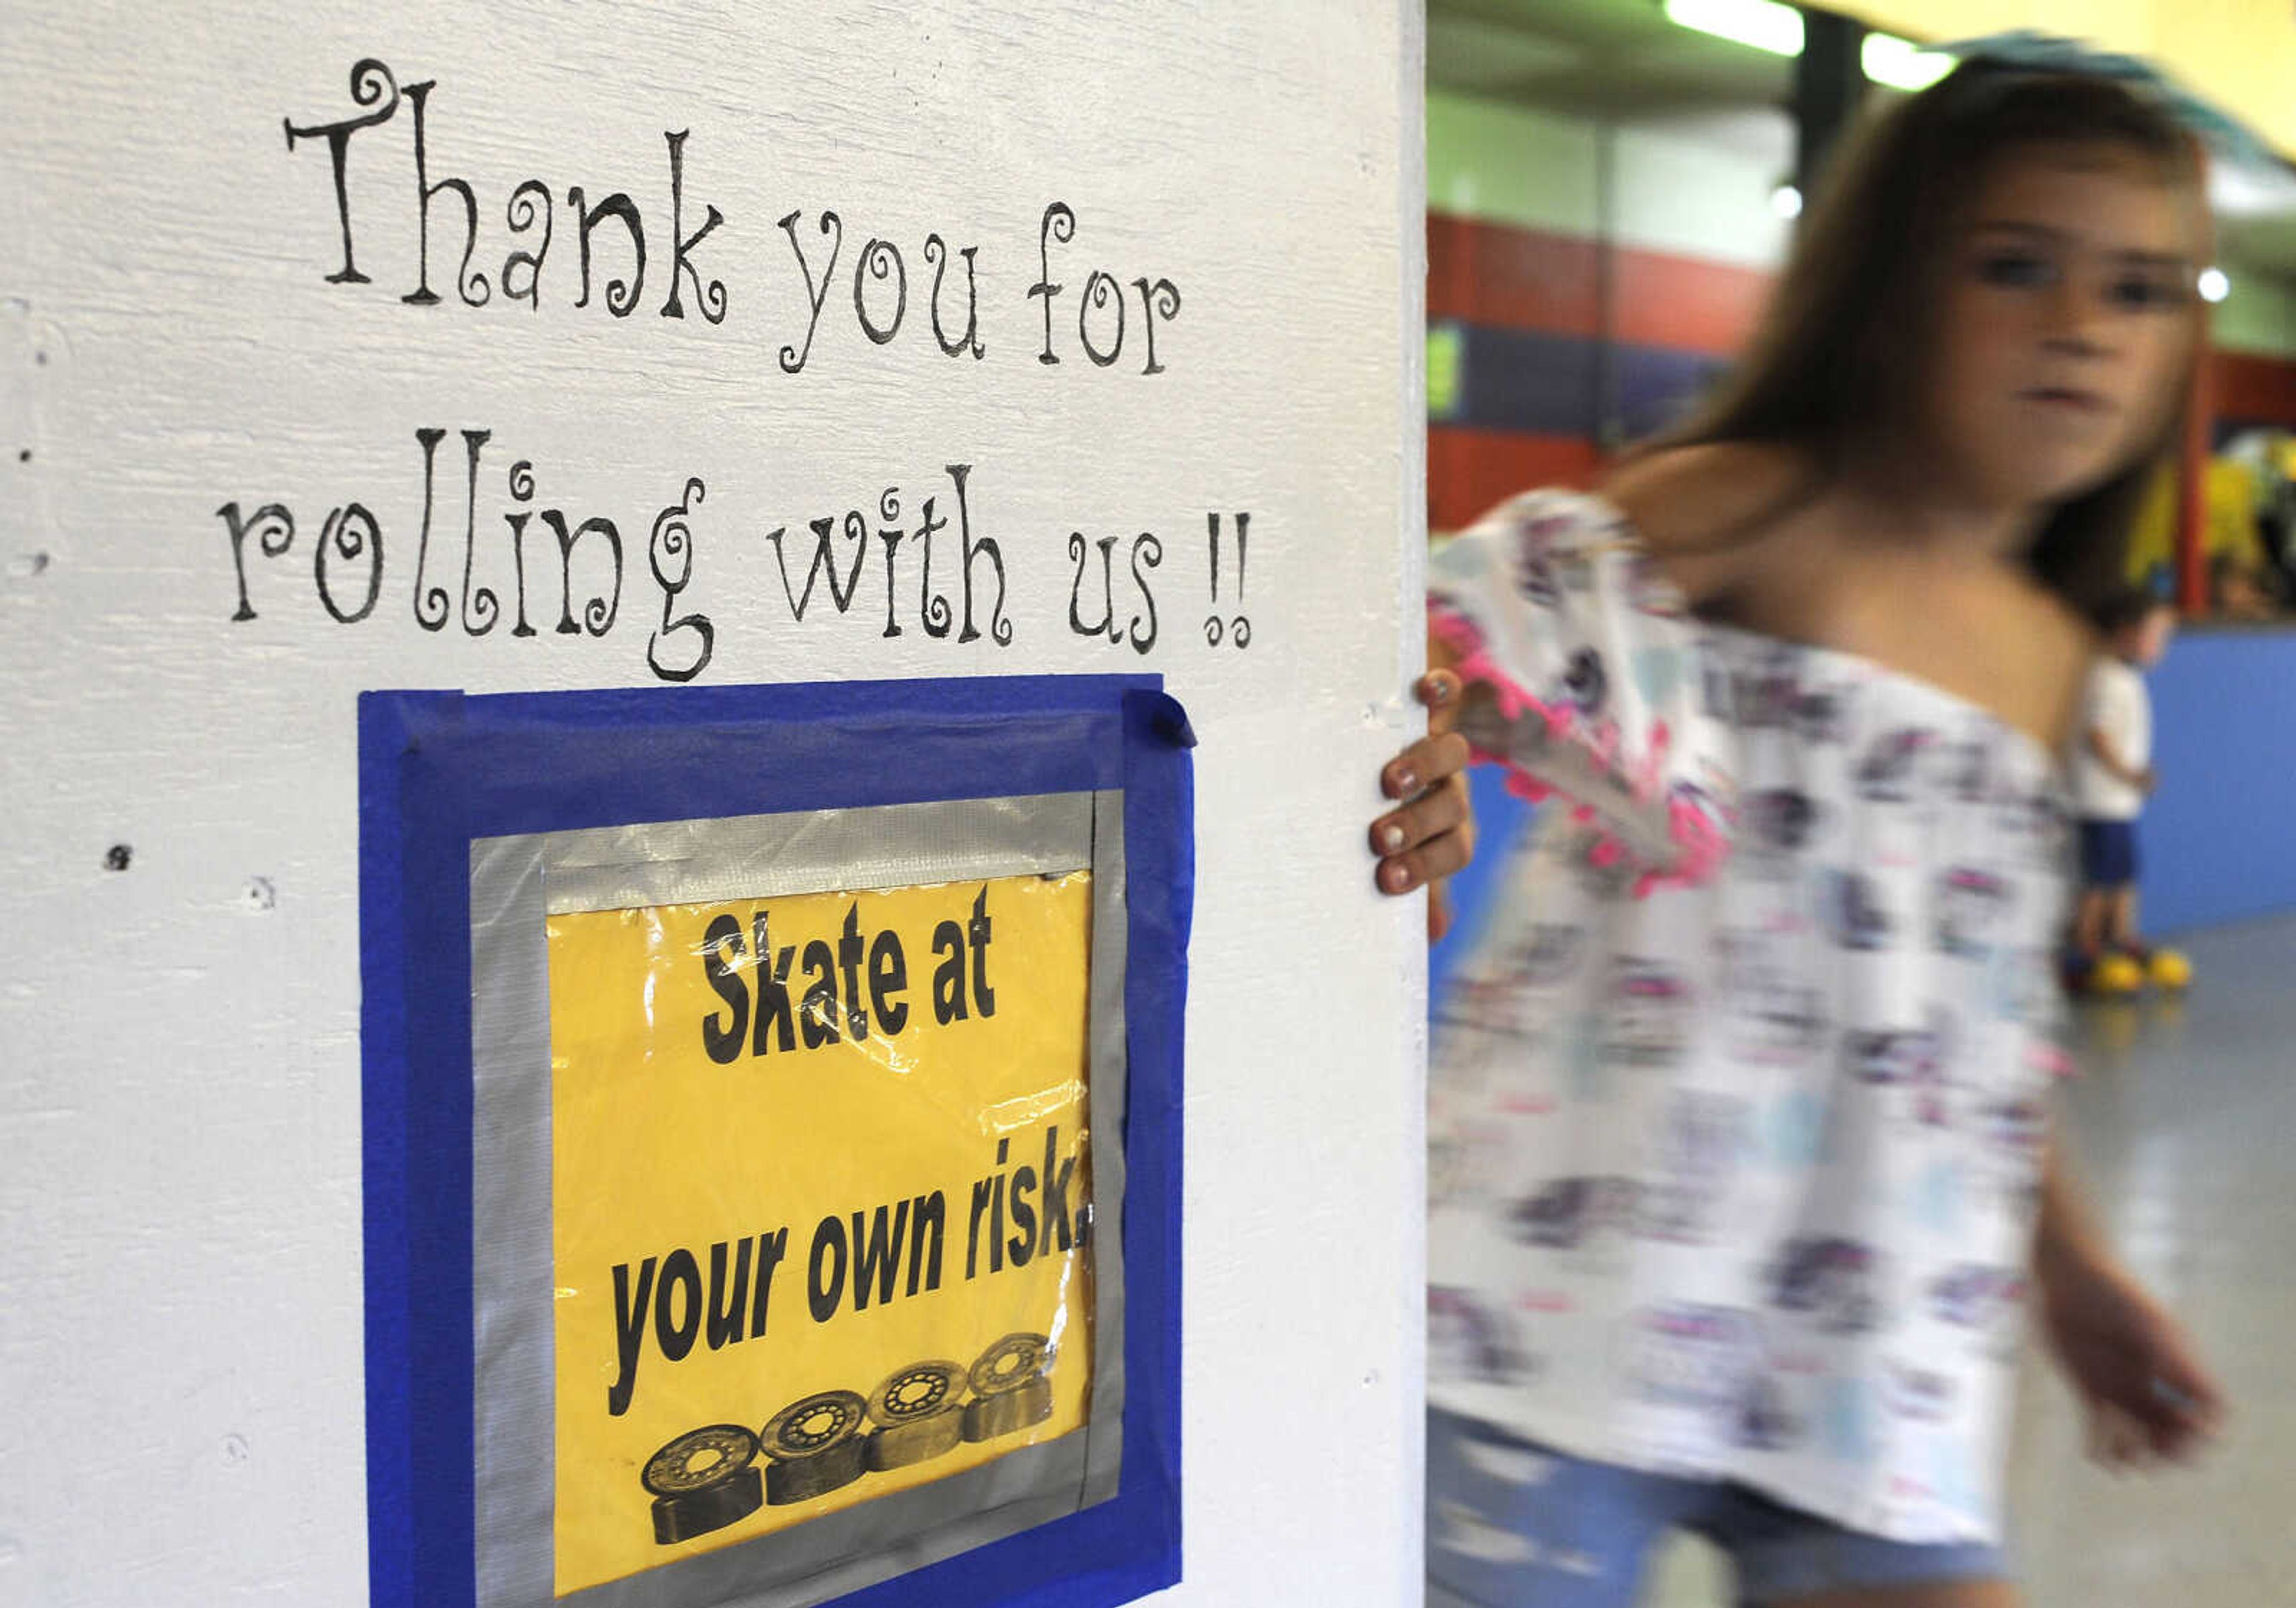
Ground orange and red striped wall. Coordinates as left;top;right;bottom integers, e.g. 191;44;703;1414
1426;212;1772;532
2212;351;2296;441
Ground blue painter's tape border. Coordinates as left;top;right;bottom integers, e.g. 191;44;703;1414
360;674;1191;1608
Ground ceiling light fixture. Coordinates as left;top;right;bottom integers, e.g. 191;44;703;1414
1861;32;1955;92
1662;0;1805;60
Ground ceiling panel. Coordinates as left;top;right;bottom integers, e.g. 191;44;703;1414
1429;0;2296;282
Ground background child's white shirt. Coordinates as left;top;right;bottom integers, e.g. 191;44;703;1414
2069;658;2151;823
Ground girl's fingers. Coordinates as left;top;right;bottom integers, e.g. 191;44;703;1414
1376;815;1479;895
2157;1335;2229;1427
1416;818;1478;881
1428;882;1454;943
2145;1357;2228;1456
1383;730;1471;800
1371;773;1468;857
1378;851;1424;895
2124;1312;2227;1462
1416;670;1463;735
1372;675;1479;911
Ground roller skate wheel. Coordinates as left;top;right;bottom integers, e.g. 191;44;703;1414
650;1467;764;1543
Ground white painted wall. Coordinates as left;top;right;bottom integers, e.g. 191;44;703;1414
0;4;1426;1604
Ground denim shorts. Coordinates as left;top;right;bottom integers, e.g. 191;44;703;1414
1428;1409;2010;1608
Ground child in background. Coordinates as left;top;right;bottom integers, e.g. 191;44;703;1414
1370;63;2225;1608
2068;588;2184;992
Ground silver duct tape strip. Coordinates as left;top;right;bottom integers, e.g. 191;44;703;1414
540;794;1095;915
1079;789;1128;1513
469;835;560;1608
469;791;1130;1608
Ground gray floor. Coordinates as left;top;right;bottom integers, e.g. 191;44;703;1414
1639;915;2296;1606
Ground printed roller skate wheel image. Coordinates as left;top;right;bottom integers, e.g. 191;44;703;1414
2090;952;2144;996
968;1331;1054;1396
961;1332;1057;1443
640;1424;764;1545
759;1389;869;1506
644;1423;761;1496
862;1360;968;1472
2147;947;2192;991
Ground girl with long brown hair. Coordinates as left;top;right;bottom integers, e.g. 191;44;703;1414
1373;63;2226;1608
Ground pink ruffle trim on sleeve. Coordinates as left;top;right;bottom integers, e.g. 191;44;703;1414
1431;602;1730;900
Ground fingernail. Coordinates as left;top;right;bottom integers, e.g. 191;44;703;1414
1396;770;1417;793
1428;678;1451;702
1386;863;1413;892
1382;824;1405;852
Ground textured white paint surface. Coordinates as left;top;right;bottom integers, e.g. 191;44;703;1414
0;4;1424;1605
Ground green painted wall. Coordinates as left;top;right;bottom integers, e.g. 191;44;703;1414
2214;268;2296;359
1611;118;1793;269
1427;90;1598;234
1427;89;1790;268
1429;88;2296;362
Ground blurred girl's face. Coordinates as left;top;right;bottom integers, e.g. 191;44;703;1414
1923;142;2201;510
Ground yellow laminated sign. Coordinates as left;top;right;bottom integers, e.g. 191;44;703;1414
545;872;1096;1597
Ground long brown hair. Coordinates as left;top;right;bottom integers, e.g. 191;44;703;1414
1664;64;2208;615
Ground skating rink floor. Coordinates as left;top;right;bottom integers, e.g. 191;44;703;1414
1636;913;2296;1606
